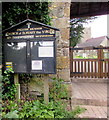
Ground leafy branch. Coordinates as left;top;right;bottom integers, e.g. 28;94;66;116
70;17;97;47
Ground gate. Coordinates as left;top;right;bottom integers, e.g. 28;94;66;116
70;47;109;78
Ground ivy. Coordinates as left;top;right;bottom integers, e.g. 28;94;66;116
2;2;51;30
2;68;16;100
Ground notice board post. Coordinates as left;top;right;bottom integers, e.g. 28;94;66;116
44;75;49;104
14;74;20;100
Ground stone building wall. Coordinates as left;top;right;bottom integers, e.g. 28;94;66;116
49;2;71;82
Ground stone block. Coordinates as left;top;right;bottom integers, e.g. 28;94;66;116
60;28;70;41
57;69;70;82
65;83;72;98
48;74;58;79
64;4;70;17
52;18;70;29
62;48;69;56
50;2;66;8
56;40;69;48
57;56;70;69
50;6;64;18
57;48;69;57
57;48;63;56
56;35;69;48
49;2;70;18
28;76;44;94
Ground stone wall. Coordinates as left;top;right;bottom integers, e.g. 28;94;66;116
49;2;71;82
49;2;72;97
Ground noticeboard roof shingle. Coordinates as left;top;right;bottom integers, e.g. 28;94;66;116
3;19;59;33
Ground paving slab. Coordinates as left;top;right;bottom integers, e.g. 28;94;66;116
75;105;107;118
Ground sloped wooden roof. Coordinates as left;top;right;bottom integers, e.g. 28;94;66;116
70;2;109;18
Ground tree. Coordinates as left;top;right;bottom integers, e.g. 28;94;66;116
70;17;96;47
2;2;51;30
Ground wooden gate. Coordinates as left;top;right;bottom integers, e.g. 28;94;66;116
70;47;109;78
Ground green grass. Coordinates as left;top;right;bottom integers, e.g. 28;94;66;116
74;55;97;59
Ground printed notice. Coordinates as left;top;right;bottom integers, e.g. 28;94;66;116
39;47;54;57
32;60;42;70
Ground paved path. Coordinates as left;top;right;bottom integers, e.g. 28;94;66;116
71;81;108;118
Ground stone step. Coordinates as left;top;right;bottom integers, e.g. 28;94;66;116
73;105;107;119
71;98;107;106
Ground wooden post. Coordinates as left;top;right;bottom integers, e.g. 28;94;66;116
44;75;49;104
14;74;20;100
100;49;104;78
98;49;101;78
98;48;103;78
70;48;73;76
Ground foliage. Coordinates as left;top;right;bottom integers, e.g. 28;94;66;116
3;110;19;118
70;17;96;47
2;2;51;30
49;77;68;101
2;100;85;118
19;73;33;84
2;68;16;100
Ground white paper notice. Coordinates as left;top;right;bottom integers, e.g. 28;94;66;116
39;47;54;57
32;60;42;70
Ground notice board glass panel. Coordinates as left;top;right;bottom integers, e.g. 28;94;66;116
30;41;56;73
39;41;54;46
4;42;27;72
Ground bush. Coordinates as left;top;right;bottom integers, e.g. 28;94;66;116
49;78;68;101
2;100;85;119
